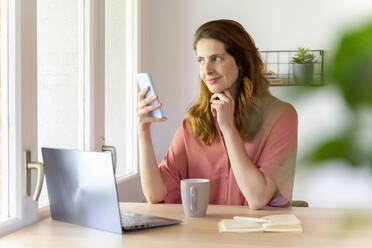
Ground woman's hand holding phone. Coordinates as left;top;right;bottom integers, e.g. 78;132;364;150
136;74;168;204
136;73;167;133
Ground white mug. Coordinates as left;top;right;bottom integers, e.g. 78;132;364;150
181;179;210;217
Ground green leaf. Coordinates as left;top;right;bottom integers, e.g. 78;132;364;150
330;21;372;107
306;134;361;166
292;47;317;64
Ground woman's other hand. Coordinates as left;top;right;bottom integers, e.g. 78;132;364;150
137;87;167;133
210;89;235;134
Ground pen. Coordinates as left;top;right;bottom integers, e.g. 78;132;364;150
233;216;272;223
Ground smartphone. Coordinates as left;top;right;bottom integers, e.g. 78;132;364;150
136;73;164;119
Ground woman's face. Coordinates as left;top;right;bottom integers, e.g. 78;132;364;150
196;38;239;94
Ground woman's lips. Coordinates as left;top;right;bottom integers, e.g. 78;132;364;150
206;76;221;84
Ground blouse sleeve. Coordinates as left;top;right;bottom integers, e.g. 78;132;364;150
158;122;188;203
257;105;298;207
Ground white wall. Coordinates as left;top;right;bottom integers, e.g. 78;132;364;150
139;0;372;208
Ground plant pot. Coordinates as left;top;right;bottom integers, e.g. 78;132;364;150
292;63;314;84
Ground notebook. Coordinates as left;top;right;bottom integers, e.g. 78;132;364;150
218;214;303;233
42;147;181;234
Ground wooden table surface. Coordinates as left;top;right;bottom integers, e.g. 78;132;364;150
1;202;372;248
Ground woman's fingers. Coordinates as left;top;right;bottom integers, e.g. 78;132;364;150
210;104;217;117
138;114;167;124
138;86;150;101
210;92;230;102
210;89;234;103
143;116;167;123
210;101;223;109
210;101;222;115
137;103;162;116
138;95;158;108
210;95;234;117
210;100;224;105
136;86;166;127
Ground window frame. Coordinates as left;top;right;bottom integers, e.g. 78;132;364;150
0;0;139;237
0;0;40;236
0;0;9;221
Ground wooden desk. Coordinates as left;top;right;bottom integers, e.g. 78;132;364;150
1;202;372;248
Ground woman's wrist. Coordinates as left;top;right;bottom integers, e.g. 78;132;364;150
138;124;151;138
221;125;239;140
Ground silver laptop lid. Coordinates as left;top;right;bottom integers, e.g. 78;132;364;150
42;147;122;234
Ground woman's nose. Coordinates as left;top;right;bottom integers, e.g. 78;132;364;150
203;61;214;74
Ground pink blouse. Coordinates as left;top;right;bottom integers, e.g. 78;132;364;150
158;95;298;207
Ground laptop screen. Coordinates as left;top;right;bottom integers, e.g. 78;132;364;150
42;147;123;234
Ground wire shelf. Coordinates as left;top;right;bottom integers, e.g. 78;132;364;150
259;50;325;86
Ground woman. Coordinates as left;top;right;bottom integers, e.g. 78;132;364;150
137;19;297;209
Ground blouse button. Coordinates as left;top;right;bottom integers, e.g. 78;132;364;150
224;175;228;180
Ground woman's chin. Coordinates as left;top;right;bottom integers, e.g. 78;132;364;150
208;87;227;94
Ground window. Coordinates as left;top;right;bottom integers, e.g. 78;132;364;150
37;0;85;207
35;0;138;208
105;0;138;178
0;0;138;236
0;0;9;221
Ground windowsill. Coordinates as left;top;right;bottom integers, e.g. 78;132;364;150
0;205;50;237
0;205;50;226
0;216;18;226
39;205;51;219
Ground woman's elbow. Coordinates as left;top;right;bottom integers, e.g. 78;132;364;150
247;197;269;210
248;203;265;210
146;196;161;204
145;189;167;204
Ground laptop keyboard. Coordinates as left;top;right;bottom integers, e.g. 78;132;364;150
121;213;142;225
120;211;153;230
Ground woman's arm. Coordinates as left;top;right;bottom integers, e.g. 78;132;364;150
222;128;276;209
137;87;168;203
210;89;276;209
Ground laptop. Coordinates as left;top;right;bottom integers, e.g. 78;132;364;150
42;147;181;234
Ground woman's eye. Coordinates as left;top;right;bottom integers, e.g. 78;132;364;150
197;59;204;64
214;56;222;62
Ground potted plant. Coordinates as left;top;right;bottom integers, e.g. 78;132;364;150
291;47;317;84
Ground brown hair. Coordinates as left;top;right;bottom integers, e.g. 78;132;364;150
187;19;270;145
